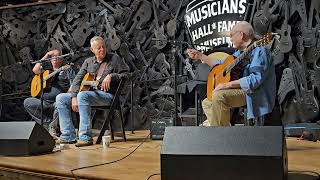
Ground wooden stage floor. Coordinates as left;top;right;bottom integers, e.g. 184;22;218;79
0;130;319;180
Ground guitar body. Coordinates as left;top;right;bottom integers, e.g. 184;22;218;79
30;70;50;97
279;24;292;53
206;32;274;101
80;73;95;92
30;64;71;97
207;52;232;101
300;85;319;120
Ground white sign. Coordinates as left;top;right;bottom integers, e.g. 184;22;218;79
185;0;247;51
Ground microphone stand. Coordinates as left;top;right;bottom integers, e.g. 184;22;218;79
40;65;44;126
150;40;190;125
168;31;179;126
31;52;74;128
172;40;178;126
152;38;229;126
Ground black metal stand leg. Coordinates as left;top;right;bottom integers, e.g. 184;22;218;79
131;74;135;134
118;105;126;142
96;107;115;144
40;66;45;127
172;43;178;126
110;113;115;141
195;89;199;126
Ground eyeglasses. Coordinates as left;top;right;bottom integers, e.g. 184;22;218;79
51;56;61;61
230;31;242;38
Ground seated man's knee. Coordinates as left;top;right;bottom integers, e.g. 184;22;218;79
23;98;30;108
56;93;70;107
77;91;91;105
23;98;36;109
56;94;63;104
77;91;89;100
211;91;226;103
202;98;211;107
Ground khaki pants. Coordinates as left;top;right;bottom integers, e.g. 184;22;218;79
202;89;246;126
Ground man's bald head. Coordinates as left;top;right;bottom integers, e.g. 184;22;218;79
231;21;256;39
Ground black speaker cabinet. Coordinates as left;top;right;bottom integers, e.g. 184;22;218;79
0;121;55;156
161;126;288;180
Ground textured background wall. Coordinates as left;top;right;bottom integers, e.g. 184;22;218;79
0;0;319;127
0;0;193;129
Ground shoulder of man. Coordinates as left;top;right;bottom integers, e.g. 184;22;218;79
232;50;241;57
85;56;96;63
107;52;121;61
251;46;271;56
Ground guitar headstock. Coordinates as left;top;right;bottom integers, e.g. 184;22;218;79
256;32;274;47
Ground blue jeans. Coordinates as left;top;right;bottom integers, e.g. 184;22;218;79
56;90;113;142
245;116;266;126
23;97;58;131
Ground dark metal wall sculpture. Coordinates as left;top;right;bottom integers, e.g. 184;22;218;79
0;0;193;128
1;0;319;126
245;0;320;124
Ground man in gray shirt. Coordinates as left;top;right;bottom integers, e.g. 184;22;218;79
56;36;129;147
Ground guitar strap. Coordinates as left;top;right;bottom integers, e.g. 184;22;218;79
96;62;106;81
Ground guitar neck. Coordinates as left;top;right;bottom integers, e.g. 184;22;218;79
82;80;98;86
43;67;63;81
225;43;256;74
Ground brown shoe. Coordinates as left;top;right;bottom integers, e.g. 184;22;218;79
56;138;76;144
75;140;93;147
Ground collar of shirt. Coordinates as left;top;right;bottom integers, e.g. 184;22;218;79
93;58;106;65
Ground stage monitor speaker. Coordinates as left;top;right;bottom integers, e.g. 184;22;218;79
161;126;288;180
0;121;55;156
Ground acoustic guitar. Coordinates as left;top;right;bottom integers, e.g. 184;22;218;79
79;73;99;92
206;32;274;101
30;64;71;97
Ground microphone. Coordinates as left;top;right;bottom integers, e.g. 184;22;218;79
75;47;90;54
30;47;91;64
31;52;74;63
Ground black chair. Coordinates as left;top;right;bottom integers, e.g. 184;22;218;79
91;78;127;144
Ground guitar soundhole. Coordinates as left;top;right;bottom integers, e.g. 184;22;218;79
83;29;87;33
284;31;288;36
223;70;227;77
137;16;140;21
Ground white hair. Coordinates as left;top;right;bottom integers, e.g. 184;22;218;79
90;36;105;46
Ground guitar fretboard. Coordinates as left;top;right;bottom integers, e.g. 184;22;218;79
43;66;65;81
224;42;257;75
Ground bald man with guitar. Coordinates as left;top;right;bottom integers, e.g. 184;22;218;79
186;21;276;126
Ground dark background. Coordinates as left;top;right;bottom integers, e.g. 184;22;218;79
0;0;319;129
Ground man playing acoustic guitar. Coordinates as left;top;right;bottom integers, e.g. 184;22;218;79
24;49;76;137
186;21;276;126
56;36;129;147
